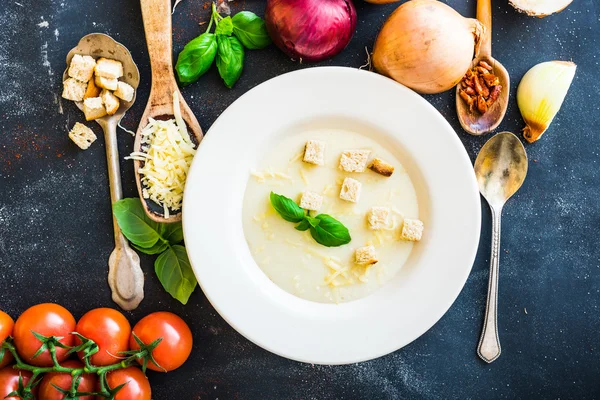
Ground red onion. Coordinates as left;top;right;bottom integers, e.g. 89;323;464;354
265;0;357;63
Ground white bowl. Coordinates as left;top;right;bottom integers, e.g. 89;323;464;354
183;67;481;365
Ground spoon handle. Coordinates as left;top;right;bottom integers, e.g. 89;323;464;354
477;0;492;58
140;0;177;107
103;118;145;310
478;205;502;363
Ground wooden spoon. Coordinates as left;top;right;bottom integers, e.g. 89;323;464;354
137;0;204;223
63;33;144;310
456;0;510;135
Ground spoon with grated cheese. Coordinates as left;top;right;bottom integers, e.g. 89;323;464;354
135;0;203;223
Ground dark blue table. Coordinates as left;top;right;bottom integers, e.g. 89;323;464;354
1;0;598;398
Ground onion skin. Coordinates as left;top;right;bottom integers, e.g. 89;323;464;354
265;0;357;63
373;0;484;94
509;0;573;17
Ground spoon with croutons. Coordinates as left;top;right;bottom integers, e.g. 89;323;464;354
134;0;204;223
63;33;144;311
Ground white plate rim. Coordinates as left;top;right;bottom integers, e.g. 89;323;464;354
183;67;481;365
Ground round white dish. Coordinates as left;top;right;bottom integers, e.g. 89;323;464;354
183;67;481;365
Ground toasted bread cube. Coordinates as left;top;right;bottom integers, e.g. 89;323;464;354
355;246;378;265
339;149;371;172
101;89;120;115
84;79;101;99
94;57;123;79
68;122;97;150
61;78;87;101
401;218;424;242
303;140;325;166
68;54;96;82
299;191;323;211
369;157;395;177
113;81;134;102
83;97;107;121
95;75;118;91
340;177;361;203
367;206;391;230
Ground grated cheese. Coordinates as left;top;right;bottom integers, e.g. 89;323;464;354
126;93;196;217
289;150;304;164
299;168;310;184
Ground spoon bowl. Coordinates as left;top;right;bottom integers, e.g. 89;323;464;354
456;0;510;135
474;132;527;363
63;33;144;311
136;0;204;224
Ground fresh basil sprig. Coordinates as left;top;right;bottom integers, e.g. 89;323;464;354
175;3;271;88
113;198;197;305
270;192;351;247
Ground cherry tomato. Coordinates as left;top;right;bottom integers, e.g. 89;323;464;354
13;304;76;367
38;360;96;400
129;312;192;372
0;366;37;400
75;308;131;366
0;311;15;368
102;367;151;400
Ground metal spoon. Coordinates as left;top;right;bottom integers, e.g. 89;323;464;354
64;33;144;310
456;0;510;135
136;0;204;223
474;132;528;362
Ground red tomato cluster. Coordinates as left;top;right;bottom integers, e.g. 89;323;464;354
0;305;193;400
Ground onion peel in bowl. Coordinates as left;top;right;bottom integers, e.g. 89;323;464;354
509;0;573;17
373;0;484;94
265;0;357;63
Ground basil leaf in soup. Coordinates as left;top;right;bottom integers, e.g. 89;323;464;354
270;192;306;223
309;214;351;247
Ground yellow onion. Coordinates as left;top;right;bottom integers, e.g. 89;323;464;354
509;0;573;18
373;0;484;94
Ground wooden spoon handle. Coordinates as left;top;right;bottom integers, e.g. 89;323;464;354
140;0;177;107
477;0;493;58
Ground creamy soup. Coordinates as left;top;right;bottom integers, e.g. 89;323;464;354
242;128;419;303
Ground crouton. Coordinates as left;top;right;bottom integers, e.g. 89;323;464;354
101;89;120;115
94;57;124;79
95;75;118;91
68;123;97;150
84;79;101;99
68;54;96;82
369;157;395;177
340;177;362;203
299;191;323;211
61;78;87;102
339;149;371;172
355;246;378;265
83;97;107;121
400;218;424;242
303;140;325;166
367;206;391;230
113;81;135;102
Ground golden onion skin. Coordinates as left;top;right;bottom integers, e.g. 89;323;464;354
373;0;483;94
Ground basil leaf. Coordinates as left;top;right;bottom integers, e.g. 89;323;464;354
216;35;245;88
270;192;305;223
309;214;351;247
305;216;321;228
175;33;218;85
113;198;162;249
160;222;184;245
132;240;169;255
295;219;310;231
154;245;197;305
232;11;272;50
215;16;234;36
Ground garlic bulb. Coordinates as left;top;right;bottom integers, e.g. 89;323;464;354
509;0;573;18
517;61;576;143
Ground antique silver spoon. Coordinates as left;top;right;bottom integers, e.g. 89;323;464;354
64;33;144;310
474;132;528;362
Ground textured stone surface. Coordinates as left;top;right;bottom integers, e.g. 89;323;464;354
0;0;598;398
